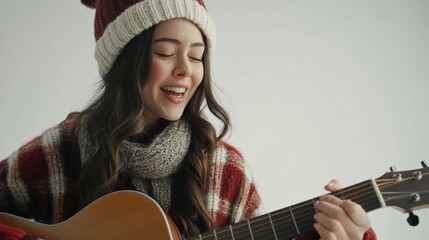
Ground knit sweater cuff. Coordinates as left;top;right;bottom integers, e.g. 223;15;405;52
0;222;26;240
0;222;43;240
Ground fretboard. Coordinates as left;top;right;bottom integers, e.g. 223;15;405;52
186;179;382;240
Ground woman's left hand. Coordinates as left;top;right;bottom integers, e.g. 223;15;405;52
313;179;371;240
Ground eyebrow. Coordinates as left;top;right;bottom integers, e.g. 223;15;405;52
154;37;205;48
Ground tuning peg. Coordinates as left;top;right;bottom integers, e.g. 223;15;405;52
407;212;419;226
390;166;402;180
422;161;428;168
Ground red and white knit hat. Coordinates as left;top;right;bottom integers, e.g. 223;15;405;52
81;0;216;77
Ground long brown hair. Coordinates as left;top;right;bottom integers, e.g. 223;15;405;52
72;24;230;235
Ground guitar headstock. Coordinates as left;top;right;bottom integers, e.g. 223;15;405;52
377;162;429;213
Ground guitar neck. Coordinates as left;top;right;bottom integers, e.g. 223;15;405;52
188;179;382;240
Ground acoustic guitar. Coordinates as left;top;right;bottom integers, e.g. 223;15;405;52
1;164;428;240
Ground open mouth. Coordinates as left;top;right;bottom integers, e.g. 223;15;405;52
161;86;187;99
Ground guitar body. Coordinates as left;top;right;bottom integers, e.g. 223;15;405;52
0;191;181;240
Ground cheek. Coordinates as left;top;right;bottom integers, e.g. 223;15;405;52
147;60;168;86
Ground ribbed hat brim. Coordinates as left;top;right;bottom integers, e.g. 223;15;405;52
94;0;216;77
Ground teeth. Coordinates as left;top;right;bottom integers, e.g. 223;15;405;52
161;86;186;93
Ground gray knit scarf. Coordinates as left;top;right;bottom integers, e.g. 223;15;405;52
78;119;191;211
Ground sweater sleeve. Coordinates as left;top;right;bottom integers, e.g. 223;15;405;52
0;135;48;219
0;119;78;234
204;142;263;228
0;222;42;240
225;147;263;223
0;135;50;239
0;222;25;240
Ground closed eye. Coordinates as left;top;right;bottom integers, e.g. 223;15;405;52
190;57;203;62
155;53;174;58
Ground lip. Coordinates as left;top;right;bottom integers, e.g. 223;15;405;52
161;84;189;89
160;85;188;104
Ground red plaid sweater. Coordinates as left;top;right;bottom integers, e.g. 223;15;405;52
0;119;376;239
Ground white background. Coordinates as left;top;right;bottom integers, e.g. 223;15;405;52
1;1;428;239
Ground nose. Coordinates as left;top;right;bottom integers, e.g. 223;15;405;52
173;56;192;78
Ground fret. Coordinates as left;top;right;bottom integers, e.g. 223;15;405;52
247;215;277;239
229;225;235;240
312;198;319;213
340;188;345;200
267;213;278;240
292;201;318;235
210;226;231;240
289;206;300;235
247;219;255;240
215;222;250;240
270;208;299;239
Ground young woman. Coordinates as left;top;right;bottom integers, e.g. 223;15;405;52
0;0;376;239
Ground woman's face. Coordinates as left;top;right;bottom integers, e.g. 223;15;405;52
142;18;205;128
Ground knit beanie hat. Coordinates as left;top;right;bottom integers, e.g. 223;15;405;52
81;0;216;77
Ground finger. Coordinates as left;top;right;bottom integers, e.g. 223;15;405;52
341;200;371;230
314;222;337;240
313;221;348;240
317;199;369;240
324;179;342;192
316;200;357;237
319;194;343;207
314;212;349;240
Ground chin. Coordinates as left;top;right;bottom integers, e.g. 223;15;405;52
162;112;185;122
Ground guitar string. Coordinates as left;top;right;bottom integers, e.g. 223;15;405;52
269;180;390;220
197;183;388;239
272;171;429;223
195;181;390;240
192;173;427;240
274;178;399;217
232;181;395;239
266;175;426;239
249;179;409;238
250;173;426;239
200;200;384;240
255;187;384;238
238;176;420;239
270;200;384;238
